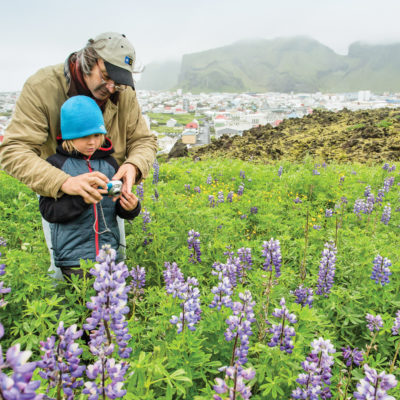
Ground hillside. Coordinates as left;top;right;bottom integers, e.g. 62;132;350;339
139;36;400;93
191;108;400;163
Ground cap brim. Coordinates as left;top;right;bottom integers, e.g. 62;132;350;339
104;61;134;88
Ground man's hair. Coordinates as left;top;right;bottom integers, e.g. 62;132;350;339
75;39;100;76
62;136;106;154
75;37;142;76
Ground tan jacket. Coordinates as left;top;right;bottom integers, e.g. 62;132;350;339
0;63;157;198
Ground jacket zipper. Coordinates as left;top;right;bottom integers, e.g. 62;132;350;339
86;157;99;256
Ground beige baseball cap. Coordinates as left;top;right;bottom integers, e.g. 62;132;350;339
93;32;135;87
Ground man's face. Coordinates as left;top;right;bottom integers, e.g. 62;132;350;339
84;59;116;101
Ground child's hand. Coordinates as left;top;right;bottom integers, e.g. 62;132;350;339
119;192;138;211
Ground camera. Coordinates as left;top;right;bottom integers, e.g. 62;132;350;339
106;180;122;196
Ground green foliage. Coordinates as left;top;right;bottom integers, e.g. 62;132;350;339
0;155;399;398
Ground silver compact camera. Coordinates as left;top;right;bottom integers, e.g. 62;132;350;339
106;180;122;196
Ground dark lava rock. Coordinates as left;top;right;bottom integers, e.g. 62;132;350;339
168;139;188;159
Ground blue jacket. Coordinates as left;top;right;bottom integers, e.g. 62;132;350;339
39;138;141;267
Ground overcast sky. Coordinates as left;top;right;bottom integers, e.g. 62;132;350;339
1;0;399;91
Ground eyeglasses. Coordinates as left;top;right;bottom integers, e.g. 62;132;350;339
97;62;127;92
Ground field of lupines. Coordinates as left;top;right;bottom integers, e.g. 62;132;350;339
0;155;399;399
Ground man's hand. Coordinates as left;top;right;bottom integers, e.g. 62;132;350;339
61;172;109;204
112;163;137;196
119;192;139;211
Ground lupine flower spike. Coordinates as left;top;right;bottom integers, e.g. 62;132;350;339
292;338;336;399
353;364;397;400
389;310;400;373
371;254;392;286
365;313;383;359
316;242;337;297
267;298;297;353
82;245;131;399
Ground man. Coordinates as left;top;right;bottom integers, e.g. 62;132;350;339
0;32;157;275
0;32;156;202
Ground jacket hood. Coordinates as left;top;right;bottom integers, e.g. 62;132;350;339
56;136;114;159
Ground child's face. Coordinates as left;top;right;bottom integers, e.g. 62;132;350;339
72;134;104;156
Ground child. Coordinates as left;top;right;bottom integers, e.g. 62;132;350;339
39;95;141;280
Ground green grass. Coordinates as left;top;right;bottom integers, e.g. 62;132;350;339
0;157;399;399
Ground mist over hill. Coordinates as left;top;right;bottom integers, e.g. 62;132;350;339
137;37;400;93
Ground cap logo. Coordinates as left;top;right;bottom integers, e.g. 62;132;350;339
125;56;133;65
99;124;105;131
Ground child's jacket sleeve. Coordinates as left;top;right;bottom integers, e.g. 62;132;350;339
39;194;91;223
116;200;141;220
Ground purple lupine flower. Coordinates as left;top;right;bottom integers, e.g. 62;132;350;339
83;358;128;400
316;242;337;297
388;164;396;173
237;183;245;196
365;194;375;214
292;285;314;308
0;253;11;308
354;198;366;218
194;186;201;193
294;197;302;204
184;184;191;191
152;188;159;202
278;166;283;177
239;170;246;179
152;159;159;185
312;169;320;175
38;322;85;399
130;265;146;297
250;206;258;214
217;191;224;204
224;290;256;366
376;189;385;206
187;230;201;263
209;276;233;310
342;346;364;367
364;185;372;198
227;191;234;202
0;341;43;400
84;245;132;359
0;237;6;247
267;298;297;353
371;254;392;286
170;276;202;333
206;175;212;184
381;204;391;225
325;209;333;218
322;162;327;168
313;224;321;230
366;313;383;332
262;238;282;278
141;209;152;245
208;195;216;208
383;177;395;193
392;310;400;335
237;247;252;273
213;365;255;400
383;162;390;170
339;175;345;185
353;364;397;399
163;262;185;296
292;337;335;399
136;182;144;201
240;214;247;219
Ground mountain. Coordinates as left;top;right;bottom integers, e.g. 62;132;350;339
136;60;180;91
138;37;400;93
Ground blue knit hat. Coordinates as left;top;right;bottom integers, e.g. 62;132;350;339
61;96;107;140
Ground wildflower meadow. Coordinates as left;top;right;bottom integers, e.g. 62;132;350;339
0;156;399;399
